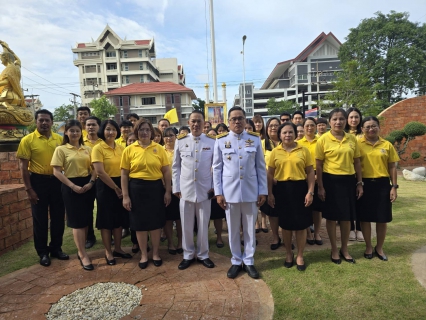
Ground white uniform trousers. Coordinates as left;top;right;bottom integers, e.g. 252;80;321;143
180;199;211;260
225;202;257;266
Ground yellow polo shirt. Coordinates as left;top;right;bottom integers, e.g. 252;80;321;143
17;130;63;175
115;136;127;148
92;141;124;177
348;130;363;139
268;144;313;181
83;136;103;149
358;136;399;178
262;139;279;169
51;144;92;178
297;136;318;170
82;129;88;139
120;141;169;180
315;131;360;175
163;146;174;170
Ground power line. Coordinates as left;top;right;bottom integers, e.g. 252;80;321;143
22;66;75;94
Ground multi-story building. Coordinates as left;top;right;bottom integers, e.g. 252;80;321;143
72;25;185;107
234;32;342;116
104;81;196;126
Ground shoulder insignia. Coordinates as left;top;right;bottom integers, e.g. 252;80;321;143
247;131;260;137
177;133;188;140
205;133;216;139
216;132;229;139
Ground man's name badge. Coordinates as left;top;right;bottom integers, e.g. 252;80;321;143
245;138;254;147
224;141;231;148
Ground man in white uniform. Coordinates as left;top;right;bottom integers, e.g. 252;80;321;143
212;107;267;279
172;110;216;270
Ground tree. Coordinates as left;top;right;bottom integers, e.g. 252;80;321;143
53;104;74;121
385;121;426;160
89;96;117;120
339;11;426;107
192;98;206;112
319;60;385;116
266;98;298;116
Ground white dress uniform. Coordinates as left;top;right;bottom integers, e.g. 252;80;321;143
212;130;267;266
172;132;216;260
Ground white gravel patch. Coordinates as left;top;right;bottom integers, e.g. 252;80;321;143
46;282;142;320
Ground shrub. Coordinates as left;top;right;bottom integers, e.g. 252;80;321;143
411;152;421;159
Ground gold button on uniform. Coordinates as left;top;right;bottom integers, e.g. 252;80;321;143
194;178;197;181
240;166;242;169
240;176;243;179
239;156;242;159
239;147;242;149
195;169;198;172
195;160;198;162
196;150;198;152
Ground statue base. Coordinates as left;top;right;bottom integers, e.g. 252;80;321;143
0;140;19;152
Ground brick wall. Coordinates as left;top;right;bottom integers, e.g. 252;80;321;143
378;96;426;167
0;152;23;184
0;184;32;256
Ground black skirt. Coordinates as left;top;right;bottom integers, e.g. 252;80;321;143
311;183;324;212
129;179;166;231
62;176;95;229
357;177;392;223
274;180;313;230
260;185;279;217
166;193;181;221
96;177;126;230
322;173;357;221
210;199;226;220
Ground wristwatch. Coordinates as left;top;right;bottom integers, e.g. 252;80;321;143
89;180;96;184
308;191;314;196
356;181;364;186
391;184;399;189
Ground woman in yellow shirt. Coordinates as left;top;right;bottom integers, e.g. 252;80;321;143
298;117;323;245
357;116;399;261
268;122;315;271
92;120;132;266
121;119;171;269
261;117;281;249
51;120;97;271
316;108;363;264
163;127;183;255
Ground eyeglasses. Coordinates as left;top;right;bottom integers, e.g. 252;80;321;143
229;117;245;123
269;124;279;128
280;118;290;122
363;125;378;130
138;128;151;133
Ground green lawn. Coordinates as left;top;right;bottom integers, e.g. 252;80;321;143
1;180;426;319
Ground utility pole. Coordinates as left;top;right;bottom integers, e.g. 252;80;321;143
70;93;80;118
24;94;39;113
209;0;218;102
91;82;98;101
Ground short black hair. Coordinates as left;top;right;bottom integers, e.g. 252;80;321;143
126;113;139;120
179;126;191;134
158;118;170;125
190;110;205;120
216;123;229;132
119;120;133;128
205;121;212;127
86;116;101;126
316;118;328;125
228;106;246;118
164;127;177;137
303;117;317;125
328;108;347;121
77;106;91;115
63;120;83;146
292;111;304;119
35;109;53;121
279;112;291;118
98;120;121;140
277;122;298;143
361;116;380;128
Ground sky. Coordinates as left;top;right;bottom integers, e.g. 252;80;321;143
1;0;425;112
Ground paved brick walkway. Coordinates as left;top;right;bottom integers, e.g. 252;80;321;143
0;250;273;320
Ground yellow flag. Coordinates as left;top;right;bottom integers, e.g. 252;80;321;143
164;108;179;124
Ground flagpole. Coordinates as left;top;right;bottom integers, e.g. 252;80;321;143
209;0;218;103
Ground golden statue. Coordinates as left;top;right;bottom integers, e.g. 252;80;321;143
0;40;34;145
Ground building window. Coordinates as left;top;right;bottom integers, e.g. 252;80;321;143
83;79;86;86
145;50;149;57
139;62;144;70
140;75;144;83
98;78;102;85
123;63;128;71
106;51;116;57
122;50;128;58
138;49;143;57
97;65;101;73
107;75;118;83
123;76;130;84
106;63;117;70
142;97;156;105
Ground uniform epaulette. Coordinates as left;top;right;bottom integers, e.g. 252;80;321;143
216;132;229;139
205;133;216;139
177;133;188;140
247;131;260;137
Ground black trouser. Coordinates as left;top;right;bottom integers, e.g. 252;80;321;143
86;180;97;242
30;173;65;256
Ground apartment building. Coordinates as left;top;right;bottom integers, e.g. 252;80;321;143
234;32;342;116
104;82;196;126
72;25;185;107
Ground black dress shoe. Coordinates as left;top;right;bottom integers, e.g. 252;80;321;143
284;254;294;268
255;228;260;233
216;242;224;248
243;265;260;279
176;248;183;254
138;261;148;269
297;263;306;271
315;239;323;245
375;247;388;261
85;239;96;249
198;258;214;268
331;254;341;265
227;265;242;279
306;238;315;245
339;250;355;263
105;256;116;265
270;238;282;250
178;258;195;270
113;251;132;259
261;228;268;233
50;251;69;260
153;259;162;267
78;255;94;271
364;252;373;259
168;249;177;255
132;245;140;253
160;236;167;242
40;255;51;267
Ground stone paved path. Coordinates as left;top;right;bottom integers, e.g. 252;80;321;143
412;245;426;291
0;250;273;320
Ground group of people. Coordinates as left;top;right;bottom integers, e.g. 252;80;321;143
18;104;398;278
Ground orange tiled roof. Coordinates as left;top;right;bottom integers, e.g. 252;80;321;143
104;82;197;99
135;40;150;45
